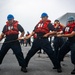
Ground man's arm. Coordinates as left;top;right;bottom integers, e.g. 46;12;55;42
0;25;6;41
57;26;75;37
57;31;75;37
20;32;25;37
60;23;65;28
0;33;5;41
17;24;25;40
43;31;57;37
25;32;35;39
43;23;57;37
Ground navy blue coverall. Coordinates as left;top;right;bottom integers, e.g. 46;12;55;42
0;24;26;68
58;27;75;65
24;23;61;69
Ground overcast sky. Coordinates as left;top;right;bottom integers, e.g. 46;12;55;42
0;0;75;33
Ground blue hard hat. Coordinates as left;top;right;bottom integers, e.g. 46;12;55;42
68;16;75;22
7;14;14;20
41;13;48;18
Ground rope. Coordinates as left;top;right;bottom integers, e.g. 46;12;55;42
0;37;25;44
0;39;18;44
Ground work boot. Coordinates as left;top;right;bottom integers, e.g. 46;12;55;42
53;65;62;69
57;68;62;73
0;68;1;71
21;67;27;73
71;69;75;74
53;67;57;69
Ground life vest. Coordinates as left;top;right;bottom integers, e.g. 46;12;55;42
64;22;75;34
54;24;63;32
33;34;37;39
4;20;19;35
34;20;51;34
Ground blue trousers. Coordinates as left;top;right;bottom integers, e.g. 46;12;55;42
25;38;61;68
53;37;64;57
0;41;26;68
58;40;75;65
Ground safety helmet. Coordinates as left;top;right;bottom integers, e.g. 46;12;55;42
41;13;48;18
7;14;14;20
68;16;75;22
